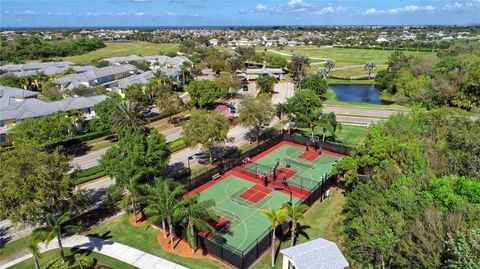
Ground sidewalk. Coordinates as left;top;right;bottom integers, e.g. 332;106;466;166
0;235;189;269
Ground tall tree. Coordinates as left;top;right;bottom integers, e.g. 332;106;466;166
227;56;244;72
256;75;277;94
34;212;81;262
445;229;480;269
239;95;275;143
289;54;311;88
177;196;216;254
282;203;308;246
185;80;228;108
0;145;83;226
365;61;377;78
318;112;341;140
286;89;323;136
156;92;184;123
100;129;170;186
13;113;73;146
262;208;287;267
301;74;328;96
88;94;122;133
141;179;185;250
28;230;47;269
182;110;230;164
324;59;336;72
111;100;146;132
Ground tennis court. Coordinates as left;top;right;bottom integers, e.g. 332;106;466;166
196;173;300;252
189;140;343;256
245;141;342;192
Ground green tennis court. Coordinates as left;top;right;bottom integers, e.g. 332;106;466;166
197;175;299;253
246;142;342;192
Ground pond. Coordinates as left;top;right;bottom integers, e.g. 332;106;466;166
329;84;386;104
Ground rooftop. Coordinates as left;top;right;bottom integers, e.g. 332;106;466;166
280;238;349;269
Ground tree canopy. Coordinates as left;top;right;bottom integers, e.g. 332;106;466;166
239;95;275;142
185;80;227;108
256;75;276;94
13;113;73;146
182;110;230;163
0;145;84;225
301;74;328;96
100;129;170;186
334;107;480;269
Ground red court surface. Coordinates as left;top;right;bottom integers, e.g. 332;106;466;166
275;167;297;180
251;141;344;163
297;150;319;161
198;217;231;238
239;185;272;203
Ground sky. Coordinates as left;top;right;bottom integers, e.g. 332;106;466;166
1;0;480;28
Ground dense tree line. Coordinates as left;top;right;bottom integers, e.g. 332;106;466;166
334;107;480;268
375;43;480;110
0;36;105;63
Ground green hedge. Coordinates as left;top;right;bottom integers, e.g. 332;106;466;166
45;131;108;150
167;138;188;152
74;165;106;185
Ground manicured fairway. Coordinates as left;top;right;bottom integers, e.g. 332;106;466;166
197;175;299;253
61;42;180;64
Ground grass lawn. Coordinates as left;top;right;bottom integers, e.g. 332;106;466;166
251;187;347;269
60;42;180;64
326;79;375;85
83;215;227;269
264;46;435;68
0;236;30;260
11;248;138;269
332;125;369;147
330;65;387;77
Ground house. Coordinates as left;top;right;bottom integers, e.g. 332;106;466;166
0;87;108;144
0;61;84;76
54;64;138;90
280;238;349;269
209;38;219;46
238;68;284;80
109;71;154;96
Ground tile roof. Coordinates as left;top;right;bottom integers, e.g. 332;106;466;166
0;86;39;98
0;95;108;121
280;238;349;269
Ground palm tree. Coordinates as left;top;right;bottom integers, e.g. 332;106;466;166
276;103;296;134
289;54;310;88
318;112;341;141
112;100;146;132
68;110;85;133
227;56;244;73
34;212;80;262
262;208;287;267
282;203;308;246
121;173;143;223
141;179;185;250
324;60;336;72
364;61;377;78
177;196;216;254
28;230;47;269
316;68;329;79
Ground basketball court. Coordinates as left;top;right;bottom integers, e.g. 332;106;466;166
188;140;343;255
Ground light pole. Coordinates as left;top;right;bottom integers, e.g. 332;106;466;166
282;181;293;205
187;155;194;190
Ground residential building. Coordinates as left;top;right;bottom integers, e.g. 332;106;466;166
0;61;76;76
0;86;108;144
54;64;138;90
238;68;284;80
280;238;349;269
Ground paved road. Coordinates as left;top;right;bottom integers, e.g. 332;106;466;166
1;235;189;269
272;81;294;105
323;105;406;118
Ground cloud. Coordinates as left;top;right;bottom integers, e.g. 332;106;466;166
288;0;303;5
318;6;346;15
365;5;436;15
130;0;151;2
167;11;177;16
443;1;480;12
135;11;145;16
256;4;267;11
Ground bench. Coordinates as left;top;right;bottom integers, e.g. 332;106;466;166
212;173;222;180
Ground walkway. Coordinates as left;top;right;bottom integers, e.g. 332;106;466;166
0;235;188;269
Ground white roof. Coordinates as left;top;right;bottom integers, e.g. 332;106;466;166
280;238;349;269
